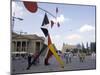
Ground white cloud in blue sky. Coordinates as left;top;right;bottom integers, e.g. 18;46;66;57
66;34;82;41
79;24;95;32
12;1;25;17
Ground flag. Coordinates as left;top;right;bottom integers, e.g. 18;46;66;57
23;1;38;13
42;13;49;26
41;13;49;36
57;22;60;27
56;7;58;13
56;7;60;28
51;20;54;28
41;28;48;37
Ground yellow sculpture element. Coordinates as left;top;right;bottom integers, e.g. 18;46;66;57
48;44;64;68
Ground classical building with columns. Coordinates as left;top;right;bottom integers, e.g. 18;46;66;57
61;43;81;53
12;32;45;55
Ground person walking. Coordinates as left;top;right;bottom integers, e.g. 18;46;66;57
81;52;86;62
91;51;96;59
78;52;82;62
65;52;69;64
32;50;40;65
27;53;32;69
78;51;86;63
68;51;73;63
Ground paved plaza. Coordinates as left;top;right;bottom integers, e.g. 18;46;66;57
11;55;96;74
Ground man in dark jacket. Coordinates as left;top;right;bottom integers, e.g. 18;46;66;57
27;54;32;69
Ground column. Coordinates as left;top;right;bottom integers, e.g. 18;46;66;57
20;41;22;52
39;41;42;51
26;41;27;52
14;41;16;52
12;41;14;52
15;41;17;52
34;41;36;53
28;41;30;53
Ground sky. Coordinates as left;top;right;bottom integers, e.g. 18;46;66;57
12;1;96;50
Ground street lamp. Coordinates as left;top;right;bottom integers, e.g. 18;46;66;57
12;13;23;31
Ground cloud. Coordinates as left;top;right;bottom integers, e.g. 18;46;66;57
51;35;63;50
57;14;65;23
52;35;61;42
52;35;60;39
51;34;82;49
50;14;70;24
12;1;24;17
79;24;95;32
66;34;82;41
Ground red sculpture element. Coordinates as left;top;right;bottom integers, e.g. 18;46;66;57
23;1;38;13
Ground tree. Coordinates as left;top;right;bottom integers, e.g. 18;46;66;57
82;43;86;53
90;42;96;53
86;42;90;55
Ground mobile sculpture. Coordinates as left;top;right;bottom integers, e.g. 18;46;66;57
23;1;64;69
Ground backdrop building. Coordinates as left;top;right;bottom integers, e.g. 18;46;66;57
11;32;46;55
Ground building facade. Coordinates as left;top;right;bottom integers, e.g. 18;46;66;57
61;43;81;53
12;32;45;55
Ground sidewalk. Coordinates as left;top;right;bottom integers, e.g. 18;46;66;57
11;55;96;74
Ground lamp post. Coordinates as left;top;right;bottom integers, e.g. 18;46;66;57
12;12;23;32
